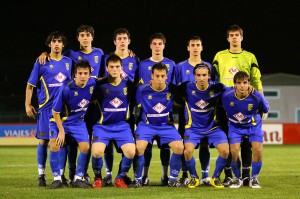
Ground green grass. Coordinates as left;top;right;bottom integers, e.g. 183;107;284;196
0;145;299;198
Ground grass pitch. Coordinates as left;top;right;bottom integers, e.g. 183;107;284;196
0;145;299;198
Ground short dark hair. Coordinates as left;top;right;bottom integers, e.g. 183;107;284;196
234;71;250;83
74;60;91;74
187;35;202;46
106;54;122;66
77;25;95;38
152;62;168;74
113;28;130;40
193;63;211;75
227;24;243;38
149;32;166;44
45;31;67;47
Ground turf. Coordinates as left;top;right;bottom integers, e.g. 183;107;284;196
0;145;299;198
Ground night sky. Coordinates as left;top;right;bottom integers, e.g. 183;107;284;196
1;1;299;96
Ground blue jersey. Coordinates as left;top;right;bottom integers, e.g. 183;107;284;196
222;88;269;128
27;57;72;111
64;47;104;78
104;54;140;82
138;57;176;84
175;60;215;85
180;82;226;132
92;78;135;125
136;83;182;126
51;78;96;125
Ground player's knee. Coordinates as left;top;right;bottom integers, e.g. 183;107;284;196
92;149;104;158
171;142;184;154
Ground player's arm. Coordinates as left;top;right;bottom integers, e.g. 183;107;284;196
36;52;50;65
25;83;37;119
52;110;65;147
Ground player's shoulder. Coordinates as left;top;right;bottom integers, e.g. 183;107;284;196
96;77;108;86
215;49;229;56
250;89;263;100
92;47;104;54
137;83;149;92
163;57;176;65
222;87;235;97
202;60;212;67
62;55;72;62
139;58;151;65
176;60;188;67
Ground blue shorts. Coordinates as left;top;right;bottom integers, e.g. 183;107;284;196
49;120;90;143
228;123;263;144
184;127;228;147
92;121;134;148
135;121;182;145
36;108;51;140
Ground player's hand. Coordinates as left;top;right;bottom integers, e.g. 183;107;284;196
25;104;37;119
261;112;268;120
36;52;50;65
56;131;65;147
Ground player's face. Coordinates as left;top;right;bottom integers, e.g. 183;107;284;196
235;78;250;97
194;68;210;88
114;33;130;51
49;37;64;54
187;40;202;56
74;67;91;86
77;31;93;48
151;69;167;90
227;31;243;48
150;39;165;56
106;61;122;78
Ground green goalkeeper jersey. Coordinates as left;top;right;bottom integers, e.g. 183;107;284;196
213;49;262;90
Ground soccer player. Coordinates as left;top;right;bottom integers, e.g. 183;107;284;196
213;24;264;186
48;60;95;189
91;54;136;189
179;63;229;189
101;28;140;186
175;36;215;185
137;33;176;186
25;31;72;187
222;71;269;188
129;62;185;188
38;25;105;183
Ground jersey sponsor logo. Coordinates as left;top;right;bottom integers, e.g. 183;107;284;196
191;107;214;113
233;112;246;121
129;63;133;70
230;102;234;106
54;72;67;83
78;56;82;61
229;66;239;75
195;99;209;109
50;64;54;69
48;83;63;87
110;97;123;108
248;104;253;111
153;103;166;113
91;67;94;72
147;112;169;117
74;91;78;96
121;70;128;79
78;99;89;108
148;95;152;99
66;63;70;70
186;70;190;74
148;66;152;70
192;90;196;95
94;56;99;63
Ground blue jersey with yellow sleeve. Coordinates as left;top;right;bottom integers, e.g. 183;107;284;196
136;83;181;126
222;88;269;128
64;47;104;78
138;57;176;85
51;77;96;124
92;78;135;125
180;82;225;132
27;57;72;111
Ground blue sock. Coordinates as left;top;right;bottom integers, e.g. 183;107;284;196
84;150;91;175
199;146;210;179
231;162;241;178
185;157;199;178
92;156;103;178
104;147;114;175
251;162;262;179
59;146;67;175
37;144;48;174
134;155;145;180
212;156;227;178
116;156;133;179
50;151;60;177
76;152;89;177
170;153;182;180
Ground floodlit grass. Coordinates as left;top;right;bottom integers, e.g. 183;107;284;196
0;145;299;198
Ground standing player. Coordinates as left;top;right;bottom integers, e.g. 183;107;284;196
213;24;264;186
222;71;269;188
129;63;185;188
101;28;140;186
91;54;136;189
180;64;229;189
175;36;214;185
137;33;176;186
25;31;72;186
48;61;95;189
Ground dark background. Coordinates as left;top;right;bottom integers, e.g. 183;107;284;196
1;0;299;96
